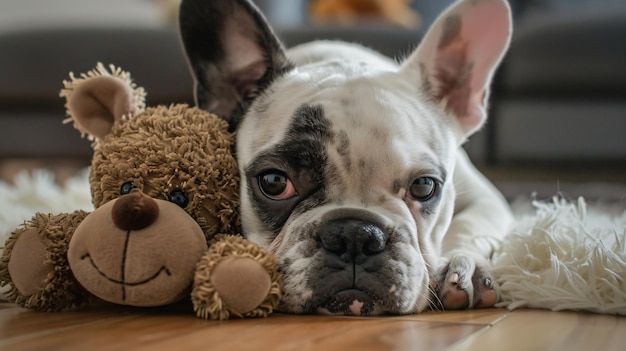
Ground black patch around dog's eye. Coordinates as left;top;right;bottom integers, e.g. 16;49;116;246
247;179;299;234
281;104;333;171
245;104;332;182
245;104;333;233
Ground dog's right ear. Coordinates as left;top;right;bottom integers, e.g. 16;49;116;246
179;0;293;131
400;0;512;143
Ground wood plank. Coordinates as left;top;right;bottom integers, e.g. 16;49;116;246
398;308;509;325
2;310;486;351
137;315;487;351
2;311;209;351
449;309;626;351
0;303;121;340
3;302;622;351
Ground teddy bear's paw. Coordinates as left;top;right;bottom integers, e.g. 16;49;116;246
213;257;272;313
3;227;51;298
192;256;274;320
191;236;282;320
1;212;91;311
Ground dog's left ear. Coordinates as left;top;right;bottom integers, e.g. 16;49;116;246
179;0;293;131
401;0;512;142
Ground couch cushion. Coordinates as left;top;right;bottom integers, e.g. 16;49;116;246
0;26;194;107
501;7;626;97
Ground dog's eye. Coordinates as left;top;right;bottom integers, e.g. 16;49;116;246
410;177;437;201
258;171;297;200
120;181;135;195
169;190;189;208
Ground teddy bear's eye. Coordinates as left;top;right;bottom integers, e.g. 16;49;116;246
168;190;189;208
120;181;135;195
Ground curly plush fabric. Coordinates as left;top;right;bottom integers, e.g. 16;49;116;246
89;104;240;239
60;62;146;142
493;196;626;315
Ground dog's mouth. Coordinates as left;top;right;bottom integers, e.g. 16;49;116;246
314;289;381;316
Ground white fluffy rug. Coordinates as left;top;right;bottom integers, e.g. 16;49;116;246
1;169;625;315
495;196;626;315
0;169;93;236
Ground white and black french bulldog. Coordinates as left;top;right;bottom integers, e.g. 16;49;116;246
179;0;514;316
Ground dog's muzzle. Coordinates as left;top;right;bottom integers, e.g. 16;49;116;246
314;218;388;316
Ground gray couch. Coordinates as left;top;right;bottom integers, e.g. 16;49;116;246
488;5;626;167
0;27;193;159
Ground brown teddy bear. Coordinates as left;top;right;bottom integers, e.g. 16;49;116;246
0;63;281;320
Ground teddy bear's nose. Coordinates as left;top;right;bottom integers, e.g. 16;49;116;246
112;189;159;231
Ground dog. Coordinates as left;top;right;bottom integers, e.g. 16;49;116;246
179;0;514;316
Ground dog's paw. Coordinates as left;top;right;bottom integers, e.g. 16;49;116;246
431;253;499;310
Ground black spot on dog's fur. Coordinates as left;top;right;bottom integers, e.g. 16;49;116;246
335;130;351;171
392;179;403;194
281;104;334;172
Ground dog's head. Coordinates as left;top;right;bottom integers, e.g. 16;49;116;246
180;0;511;315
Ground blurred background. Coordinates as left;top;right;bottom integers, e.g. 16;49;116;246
0;0;624;201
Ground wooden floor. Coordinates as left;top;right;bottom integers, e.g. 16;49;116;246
1;302;624;351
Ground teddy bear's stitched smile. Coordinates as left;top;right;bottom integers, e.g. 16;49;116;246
81;253;172;286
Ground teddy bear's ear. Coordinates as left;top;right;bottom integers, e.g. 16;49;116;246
60;63;146;142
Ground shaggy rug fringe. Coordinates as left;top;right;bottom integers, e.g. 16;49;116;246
494;196;626;315
1;169;625;315
0;169;93;251
0;169;93;297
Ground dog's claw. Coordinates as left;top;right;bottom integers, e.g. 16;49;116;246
434;254;500;310
447;272;459;285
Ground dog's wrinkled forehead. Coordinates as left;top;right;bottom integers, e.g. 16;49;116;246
237;59;452;176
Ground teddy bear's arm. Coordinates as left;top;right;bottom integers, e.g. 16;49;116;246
0;210;93;311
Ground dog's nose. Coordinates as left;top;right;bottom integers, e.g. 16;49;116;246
112;189;159;231
319;219;386;261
